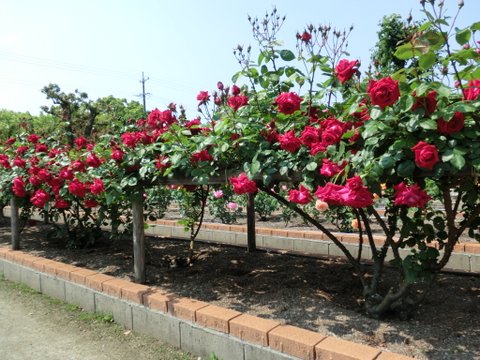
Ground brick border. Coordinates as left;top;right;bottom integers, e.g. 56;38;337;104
0;246;413;360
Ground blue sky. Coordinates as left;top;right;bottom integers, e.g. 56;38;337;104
1;0;478;117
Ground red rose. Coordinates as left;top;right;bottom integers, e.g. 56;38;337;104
36;169;52;182
335;59;359;84
35;143;48;153
412;141;439;170
393;182;431;208
298;31;311;43
90;178;105;195
70;160;85;172
190;149;213;163
229;172;257;194
111;148;124;162
54;197;70;209
314;183;343;206
13;157;26;168
86;152;102;168
300;126;320;147
288;185;312;204
412;90;437;116
437;112;464;135
12;177;27;198
147;109;177;129
155;156;171;171
59;168;74;181
28;176;42;187
84;199;98;208
227;94;249;111
231;84;241;96
16;146;29;155
196;91;210;105
337;176;373;208
74;136;89;150
275;92;302;115
367;77;400;109
463;79;480;100
30;189;50;208
320;159;347;177
68;179;88;198
278;130;302;153
27;134;40;143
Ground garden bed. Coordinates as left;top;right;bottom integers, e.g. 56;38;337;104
0;219;479;360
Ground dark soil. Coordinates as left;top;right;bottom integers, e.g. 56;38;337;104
0;218;479;360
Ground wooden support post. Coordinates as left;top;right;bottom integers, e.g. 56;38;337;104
132;195;146;284
246;192;257;252
11;197;20;250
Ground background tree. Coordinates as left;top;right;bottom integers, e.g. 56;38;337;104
370;14;418;75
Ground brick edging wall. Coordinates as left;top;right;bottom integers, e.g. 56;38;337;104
154;219;480;255
0;247;413;360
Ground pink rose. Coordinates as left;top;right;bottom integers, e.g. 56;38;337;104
226;202;239;210
393;182;431;208
367;77;400;109
275;92;302;115
196;91;210;105
213;190;224;199
412;141;439;170
335;59;359;84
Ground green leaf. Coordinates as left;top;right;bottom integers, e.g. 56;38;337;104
397;160;415;177
379;155;395;169
370;108;383;120
450;152;466;170
279;49;295;61
419;52;436;70
306;162;317;171
251;159;261;176
455;28;471;46
471;22;480;31
420;119;437;130
394;43;416;60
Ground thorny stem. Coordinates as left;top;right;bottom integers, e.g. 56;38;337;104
188;185;210;263
260;185;367;287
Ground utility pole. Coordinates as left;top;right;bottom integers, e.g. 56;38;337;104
137;71;150;113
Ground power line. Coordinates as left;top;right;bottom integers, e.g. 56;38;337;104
135;72;151;113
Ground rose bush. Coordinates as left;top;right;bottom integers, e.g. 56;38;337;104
1;1;479;319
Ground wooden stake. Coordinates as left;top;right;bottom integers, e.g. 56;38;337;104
246;192;256;252
132;195;146;284
11;197;20;250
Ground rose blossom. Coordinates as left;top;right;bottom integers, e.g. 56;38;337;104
68;179;88;197
335;59;359;84
54;197;70;209
86;153;102;168
27;134;40;143
59;168;74;181
228;94;249;111
278;130;302;153
463;79;480;100
412;90;437;116
275;92;302;115
30;189;50;208
111;148;124;162
147;108;177;129
13;157;26;168
84;199;98;208
196;91;210;105
300;126;320;147
190;149;213;163
35;143;48;153
412;141;439;170
320;159;346;177
367;76;400;109
437;112;464;135
314;183;344;206
231;84;241;95
90;178;105;195
226;202;239;210
315;200;329;212
337;176;373;208
393;182;431;208
155;156;171;171
229;172;257;194
213;190;224;199
12;177;27;198
74;136;88;150
288;185;312;204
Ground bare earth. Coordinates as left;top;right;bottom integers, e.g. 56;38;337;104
0;218;479;360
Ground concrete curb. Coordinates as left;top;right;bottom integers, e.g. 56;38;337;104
147;219;480;274
0;247;413;360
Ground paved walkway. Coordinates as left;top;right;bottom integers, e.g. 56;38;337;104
0;280;192;360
